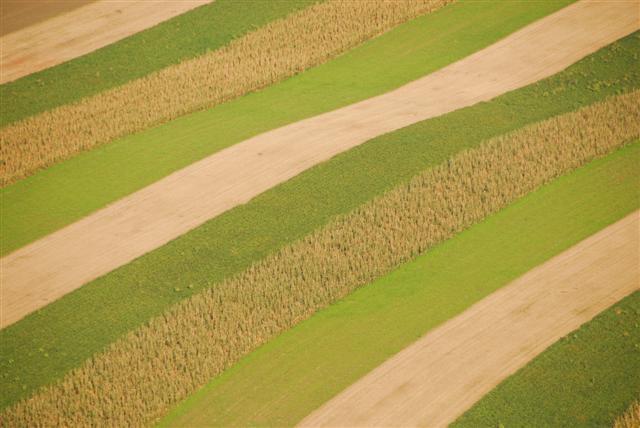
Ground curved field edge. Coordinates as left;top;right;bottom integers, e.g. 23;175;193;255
0;0;319;127
160;144;640;427
0;36;635;410
5;88;637;425
1;0;448;186
0;0;577;255
453;290;640;427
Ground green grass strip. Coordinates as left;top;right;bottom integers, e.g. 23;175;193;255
0;35;635;410
0;0;577;255
454;290;640;428
161;143;640;427
0;0;318;126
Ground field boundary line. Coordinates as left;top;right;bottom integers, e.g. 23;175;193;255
299;211;640;427
0;0;211;84
1;0;638;328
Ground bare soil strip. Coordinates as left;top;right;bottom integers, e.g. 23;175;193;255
0;0;446;186
299;211;640;428
1;0;638;328
0;0;210;84
0;0;94;37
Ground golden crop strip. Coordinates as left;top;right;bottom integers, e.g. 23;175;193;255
615;400;640;428
0;0;450;186
3;91;638;426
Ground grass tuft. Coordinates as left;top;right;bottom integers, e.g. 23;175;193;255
615;400;640;428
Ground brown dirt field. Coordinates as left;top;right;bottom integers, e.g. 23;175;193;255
0;0;94;36
298;211;640;428
1;0;638;328
0;0;210;84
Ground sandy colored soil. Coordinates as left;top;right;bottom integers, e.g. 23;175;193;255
299;211;640;428
0;0;210;84
1;0;95;37
1;0;638;328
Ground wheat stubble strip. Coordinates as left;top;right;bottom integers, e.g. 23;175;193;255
2;90;638;426
299;212;640;428
1;0;638;329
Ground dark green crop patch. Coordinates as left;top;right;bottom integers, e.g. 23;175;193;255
1;0;578;255
162;145;640;427
0;0;319;126
1;16;635;415
454;291;640;427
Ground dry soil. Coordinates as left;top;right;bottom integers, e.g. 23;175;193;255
1;0;94;36
0;0;210;83
299;211;640;428
1;0;638;328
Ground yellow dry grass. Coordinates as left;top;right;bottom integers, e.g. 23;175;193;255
2;91;638;426
615;400;640;428
0;0;450;186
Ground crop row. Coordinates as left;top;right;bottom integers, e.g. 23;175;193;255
0;0;318;126
3;91;638;426
0;0;450;186
615;400;640;428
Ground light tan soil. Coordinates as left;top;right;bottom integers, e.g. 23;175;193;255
0;0;210;83
1;0;94;36
299;211;640;428
1;0;638;328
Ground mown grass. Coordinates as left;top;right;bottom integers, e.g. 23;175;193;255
0;0;449;185
454;290;640;428
161;144;640;427
0;34;635;411
0;0;579;255
4;93;636;426
0;0;319;126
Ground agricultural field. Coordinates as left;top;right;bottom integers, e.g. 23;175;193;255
454;291;640;427
160;141;640;427
1;0;577;254
0;0;638;427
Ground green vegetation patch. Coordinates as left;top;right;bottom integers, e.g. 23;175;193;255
454;290;640;428
162;144;640;427
0;0;578;255
8;90;636;425
0;32;634;409
0;0;318;126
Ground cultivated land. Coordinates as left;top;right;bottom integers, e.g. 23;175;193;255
0;0;211;84
1;0;449;185
163;144;640;427
2;0;636;328
3;0;637;425
0;0;318;126
300;212;639;427
0;0;579;255
455;291;640;427
3;93;637;425
1;35;636;410
0;0;93;36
